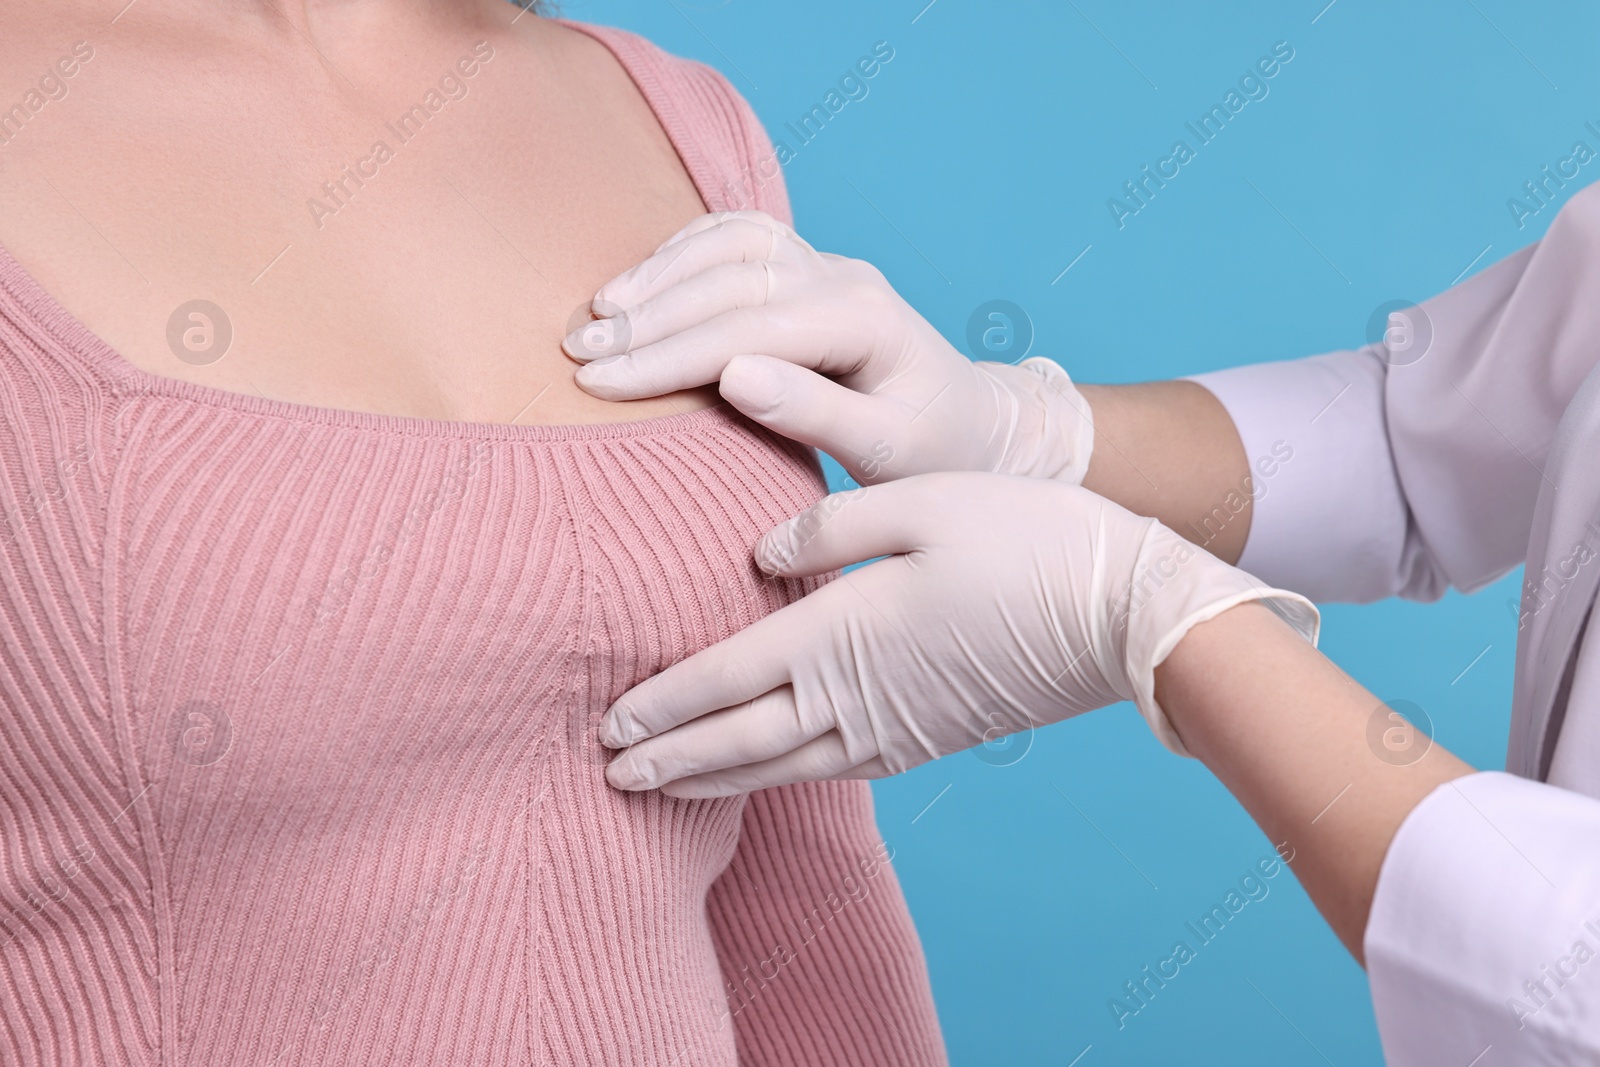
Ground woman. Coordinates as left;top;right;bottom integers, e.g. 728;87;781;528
0;3;946;1064
576;190;1600;1062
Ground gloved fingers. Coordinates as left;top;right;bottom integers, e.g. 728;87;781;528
566;261;775;364
826;754;894;781
604;683;827;791
599;590;843;746
649;210;743;250
650;209;794;259
589;220;767;318
719;355;906;479
658;729;865;798
755;479;943;577
594;213;797;311
573;304;872;401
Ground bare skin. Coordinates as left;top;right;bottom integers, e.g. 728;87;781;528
1155;601;1473;963
0;0;719;425
1078;380;1254;564
1085;382;1476;961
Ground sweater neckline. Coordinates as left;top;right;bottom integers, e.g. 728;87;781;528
0;19;741;444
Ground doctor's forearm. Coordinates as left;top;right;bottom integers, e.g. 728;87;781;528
1077;381;1252;564
1153;601;1474;963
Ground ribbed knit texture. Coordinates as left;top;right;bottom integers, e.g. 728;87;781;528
0;22;947;1067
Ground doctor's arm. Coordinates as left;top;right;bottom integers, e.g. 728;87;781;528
571;187;1600;608
597;462;1600;1061
1177;182;1600;603
1160;601;1600;1064
1084;180;1600;605
1153;600;1472;964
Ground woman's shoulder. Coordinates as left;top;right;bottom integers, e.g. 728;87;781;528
538;18;717;90
536;17;791;221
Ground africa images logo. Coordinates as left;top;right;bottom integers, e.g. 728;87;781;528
1106;41;1295;230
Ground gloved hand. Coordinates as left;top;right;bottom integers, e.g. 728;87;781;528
599;472;1319;797
563;210;1095;484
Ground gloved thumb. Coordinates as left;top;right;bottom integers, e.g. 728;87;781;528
755;479;933;578
720;355;901;480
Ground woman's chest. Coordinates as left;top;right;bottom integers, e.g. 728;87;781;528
0;23;714;425
102;409;825;784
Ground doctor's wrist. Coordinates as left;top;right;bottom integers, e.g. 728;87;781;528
1152;598;1475;962
1118;524;1319;757
971;359;1095;482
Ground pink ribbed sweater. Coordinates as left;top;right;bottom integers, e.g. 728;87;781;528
0;23;947;1067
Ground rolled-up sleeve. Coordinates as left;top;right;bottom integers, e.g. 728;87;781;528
1365;771;1600;1065
1187;181;1600;603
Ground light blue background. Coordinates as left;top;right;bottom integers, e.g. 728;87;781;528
565;1;1595;1062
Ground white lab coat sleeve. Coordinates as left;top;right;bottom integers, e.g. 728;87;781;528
1365;770;1600;1065
1185;181;1600;604
1185;347;1422;603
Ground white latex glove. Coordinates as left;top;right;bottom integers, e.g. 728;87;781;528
562;210;1094;484
599;472;1319;797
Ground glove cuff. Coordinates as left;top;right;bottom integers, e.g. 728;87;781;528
1117;525;1320;756
973;358;1095;483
